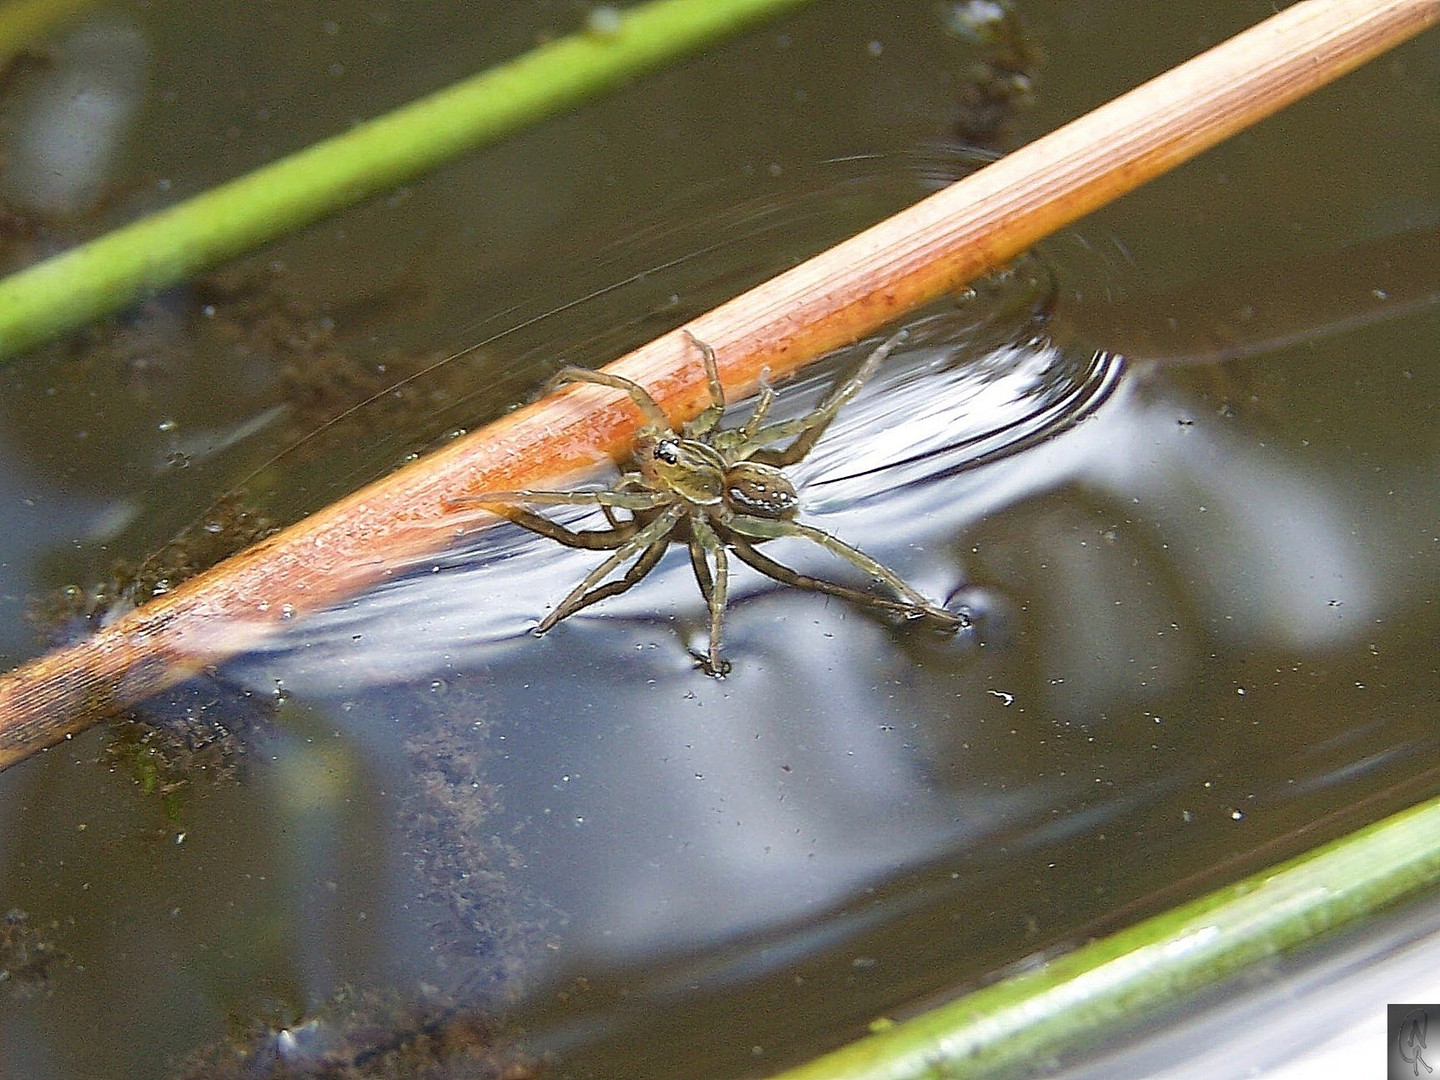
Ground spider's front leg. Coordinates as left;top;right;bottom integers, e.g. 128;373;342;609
678;330;727;438
745;329;909;468
445;488;669;550
546;365;674;432
537;504;687;632
538;531;672;627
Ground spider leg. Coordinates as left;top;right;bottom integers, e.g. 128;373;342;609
535;504;686;632
689;514;731;676
598;476;658;528
726;512;961;627
710;384;778;457
447;490;667;548
679;330;727;437
687;529;715;607
739;383;777;438
536;531;671;627
744;329;908;467
725;531;951;619
482;504;639;551
450;488;669;511
547;366;673;431
599;503;625;530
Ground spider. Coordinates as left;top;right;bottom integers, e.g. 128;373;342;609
455;329;964;675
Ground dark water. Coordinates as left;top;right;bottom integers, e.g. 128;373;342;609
0;2;1437;1078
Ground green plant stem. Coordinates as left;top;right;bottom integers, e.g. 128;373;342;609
768;792;1440;1080
0;0;818;360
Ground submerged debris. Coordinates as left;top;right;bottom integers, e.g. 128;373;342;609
28;262;485;639
0;909;67;998
165;679;551;1078
174;986;541;1080
947;0;1044;150
103;679;266;801
32;491;282;641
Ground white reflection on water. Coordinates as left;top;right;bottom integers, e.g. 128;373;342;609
1;16;151;216
462;608;1045;954
221;326;1419;965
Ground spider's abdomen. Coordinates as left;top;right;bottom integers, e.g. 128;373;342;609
724;461;799;519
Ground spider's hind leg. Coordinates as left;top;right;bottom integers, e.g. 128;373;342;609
727;532;958;621
727;512;962;628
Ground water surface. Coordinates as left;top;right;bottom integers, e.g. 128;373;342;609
0;2;1437;1077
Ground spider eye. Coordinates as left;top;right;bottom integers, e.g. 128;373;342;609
654;439;681;465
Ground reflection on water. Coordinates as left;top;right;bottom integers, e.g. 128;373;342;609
1;17;150;218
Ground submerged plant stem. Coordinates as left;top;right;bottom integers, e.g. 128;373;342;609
0;0;818;359
0;0;1437;771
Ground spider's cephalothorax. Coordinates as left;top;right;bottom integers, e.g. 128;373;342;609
455;330;963;675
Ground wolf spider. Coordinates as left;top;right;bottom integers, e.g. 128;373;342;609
457;329;963;675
